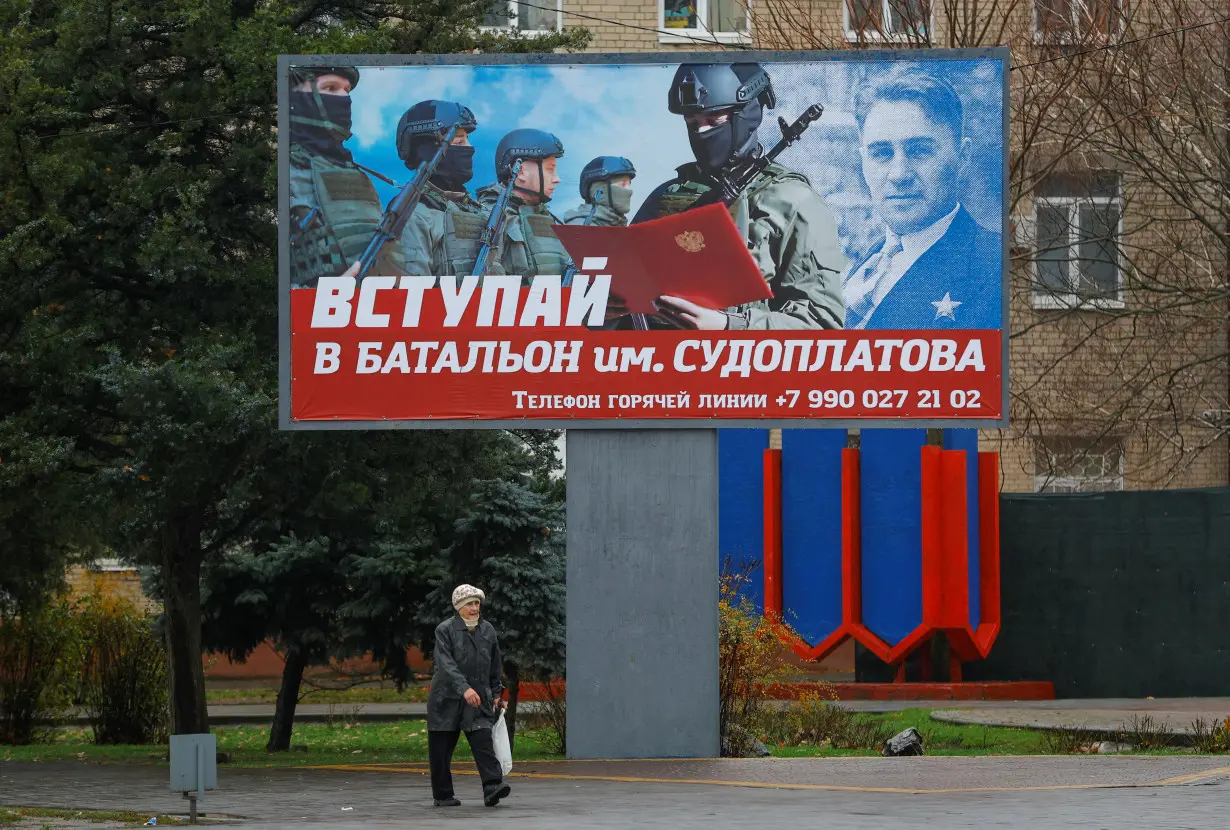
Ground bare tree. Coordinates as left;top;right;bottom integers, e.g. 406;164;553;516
752;0;1229;489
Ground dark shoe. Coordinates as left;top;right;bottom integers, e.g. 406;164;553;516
483;783;511;807
433;798;461;807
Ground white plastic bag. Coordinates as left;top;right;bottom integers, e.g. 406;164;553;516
492;709;513;776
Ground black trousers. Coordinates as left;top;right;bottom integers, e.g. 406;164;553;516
428;728;503;800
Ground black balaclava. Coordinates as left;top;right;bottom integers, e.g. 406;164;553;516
289;82;354;162
415;141;475;192
688;100;763;176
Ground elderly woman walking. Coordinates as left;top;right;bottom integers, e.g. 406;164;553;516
427;584;511;808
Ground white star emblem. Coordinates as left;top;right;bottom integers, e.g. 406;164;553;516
931;292;962;321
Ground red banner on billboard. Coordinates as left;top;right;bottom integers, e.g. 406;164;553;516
290;286;1001;422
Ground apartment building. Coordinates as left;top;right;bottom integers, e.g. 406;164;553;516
482;0;1230;494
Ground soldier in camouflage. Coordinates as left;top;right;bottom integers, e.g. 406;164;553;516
475;129;572;282
396;100;490;277
563;156;637;227
288;66;404;288
625;62;846;330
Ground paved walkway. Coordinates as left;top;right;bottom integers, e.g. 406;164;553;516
930;698;1230;737
3;757;1229;828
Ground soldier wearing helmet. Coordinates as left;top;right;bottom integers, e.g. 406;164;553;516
624;62;846;330
397;100;490;277
475;128;572;281
287;65;405;288
564;156;637;227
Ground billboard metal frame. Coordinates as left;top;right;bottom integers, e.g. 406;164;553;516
278;48;1010;431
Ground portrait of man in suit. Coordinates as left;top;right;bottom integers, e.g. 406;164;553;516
844;69;1002;330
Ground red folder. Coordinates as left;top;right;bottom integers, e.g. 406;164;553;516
552;202;772;315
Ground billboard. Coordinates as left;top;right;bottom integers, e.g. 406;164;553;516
279;49;1008;429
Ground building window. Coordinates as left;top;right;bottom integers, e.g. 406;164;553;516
482;0;560;33
659;0;751;44
1033;437;1124;493
1032;172;1122;307
1035;0;1122;42
88;557;136;572
845;0;930;40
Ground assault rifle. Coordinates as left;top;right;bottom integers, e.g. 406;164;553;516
471;159;525;278
635;104;824;331
696;104;825;209
355;123;460;281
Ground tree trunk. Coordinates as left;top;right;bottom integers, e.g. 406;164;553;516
161;509;209;735
504;661;520;752
267;647;306;751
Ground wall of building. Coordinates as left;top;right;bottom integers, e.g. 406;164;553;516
567;0;752;52
65;565;156;613
64;564;431;684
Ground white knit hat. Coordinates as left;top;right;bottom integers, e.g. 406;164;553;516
452;584;485;611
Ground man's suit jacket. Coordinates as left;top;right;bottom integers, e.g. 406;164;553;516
853;207;1003;330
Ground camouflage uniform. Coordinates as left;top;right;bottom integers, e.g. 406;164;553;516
625;61;846;330
633;165;846;330
394;100;490;278
401;183;491;277
287;68;403;287
475;183;571;282
562;202;627;227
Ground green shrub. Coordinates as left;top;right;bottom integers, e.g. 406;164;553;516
79;597;169;745
761;689;893;750
535;679;567;755
0;600;83;744
719;563;794;757
1190;717;1230;754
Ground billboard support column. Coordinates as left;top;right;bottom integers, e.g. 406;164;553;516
565;429;721;759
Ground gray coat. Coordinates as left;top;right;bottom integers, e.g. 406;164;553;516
427;615;504;732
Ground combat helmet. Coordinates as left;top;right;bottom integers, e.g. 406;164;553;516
396;100;479;188
667;63;776;174
396;100;478;161
579;156;637;203
496;128;565;203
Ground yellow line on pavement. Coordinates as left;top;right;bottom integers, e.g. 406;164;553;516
310;763;1215;795
1146;765;1230;787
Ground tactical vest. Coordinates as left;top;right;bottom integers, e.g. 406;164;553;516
646;162;805;227
420;188;488;277
502;203;571;281
563;202;627;227
288;146;405;287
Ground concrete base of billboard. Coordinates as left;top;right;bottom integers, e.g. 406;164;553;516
565;429;721;759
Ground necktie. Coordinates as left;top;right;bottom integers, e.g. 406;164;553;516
845;237;903;330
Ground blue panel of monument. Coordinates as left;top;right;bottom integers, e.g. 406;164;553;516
860;430;927;646
781;429;847;645
718;429;769;609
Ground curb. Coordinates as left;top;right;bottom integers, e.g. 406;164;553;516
929;710;1200;746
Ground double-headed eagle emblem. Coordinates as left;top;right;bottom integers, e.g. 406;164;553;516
675;230;705;253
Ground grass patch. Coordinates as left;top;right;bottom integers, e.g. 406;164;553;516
1;720;558;767
0;807;194;827
2;709;1205;766
763;708;1045;757
204;686;428;705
